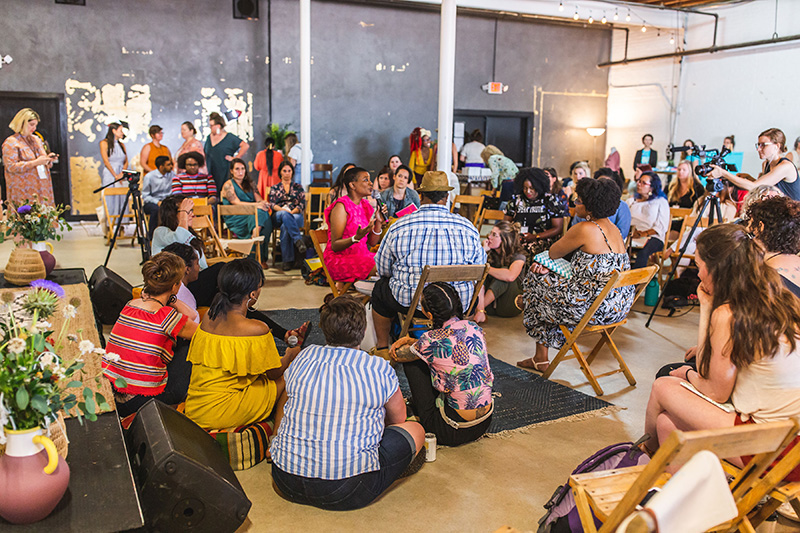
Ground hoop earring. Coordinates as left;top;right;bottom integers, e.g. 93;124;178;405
247;297;256;311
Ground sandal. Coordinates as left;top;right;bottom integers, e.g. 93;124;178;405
516;358;550;374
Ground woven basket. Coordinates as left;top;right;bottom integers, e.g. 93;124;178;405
4;246;46;285
0;414;69;459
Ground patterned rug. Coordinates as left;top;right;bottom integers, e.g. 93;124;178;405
266;308;620;438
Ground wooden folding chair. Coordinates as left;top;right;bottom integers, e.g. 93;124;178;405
451;194;485;227
305;187;331;232
397;264;490;339
312;163;333;186
191;204;228;262
542;265;658;396
216;204;263;264
570;419;800;533
653;215;709;287
478;209;506;237
309;228;354;298
102;187;137;247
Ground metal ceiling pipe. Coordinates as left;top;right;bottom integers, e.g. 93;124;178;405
599;32;800;67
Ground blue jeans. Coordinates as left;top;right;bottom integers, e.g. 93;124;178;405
293;163;303;184
633;237;664;269
272;210;304;262
271;426;415;511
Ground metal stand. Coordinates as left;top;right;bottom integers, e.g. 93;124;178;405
93;173;151;267
645;191;723;328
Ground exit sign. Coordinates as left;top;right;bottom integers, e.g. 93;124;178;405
488;82;504;94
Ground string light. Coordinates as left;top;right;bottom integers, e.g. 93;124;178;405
588;11;594;24
573;9;579;20
601;13;607;24
613;9;619;21
625;10;631;22
641;24;647;32
558;2;564;11
669;34;675;44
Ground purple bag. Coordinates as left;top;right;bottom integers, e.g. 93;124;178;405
537;440;650;533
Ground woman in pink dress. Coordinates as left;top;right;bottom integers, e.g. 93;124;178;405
2;108;56;206
323;166;385;284
174;121;207;174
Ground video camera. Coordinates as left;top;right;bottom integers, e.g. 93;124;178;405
667;143;738;193
121;169;141;184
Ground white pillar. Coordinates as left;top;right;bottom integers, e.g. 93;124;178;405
436;0;457;173
300;0;312;187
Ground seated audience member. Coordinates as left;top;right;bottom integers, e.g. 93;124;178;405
570;167;632;240
482;145;518;191
475;221;525;323
372;171;487;359
391;283;493;446
642;224;800;472
172;152;218;204
387;154;403;173
142;155;175;239
101;252;198;417
570;161;591;182
324;167;384;284
161;243;201;323
380;164;420;218
254;136;283;198
736;185;783;223
185;259;306;431
518;178;633;372
629;164;653;196
269;162;307;271
504;167;567;257
270;296;425;511
373;166;392;194
747;196;800;297
667;161;704;236
544;167;569;211
691;183;738;223
220;158;273;267
627;171;670;269
152;195;224;307
328;162;356;204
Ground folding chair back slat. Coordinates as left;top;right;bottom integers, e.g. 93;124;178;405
216;204;262;263
309;228;352;297
102;188;137;246
305;187;331;232
451;194;485;227
478;209;505;237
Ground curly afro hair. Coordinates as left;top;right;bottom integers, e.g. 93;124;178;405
514;167;550;198
747;196;800;254
576;177;621;220
177;150;205;170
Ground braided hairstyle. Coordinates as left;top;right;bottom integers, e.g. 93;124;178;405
141;252;185;296
207;258;265;320
421;282;464;329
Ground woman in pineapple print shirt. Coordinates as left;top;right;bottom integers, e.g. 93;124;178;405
390;282;494;446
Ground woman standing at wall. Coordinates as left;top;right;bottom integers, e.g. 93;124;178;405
1;108;57;207
175;122;206;174
99;122;128;215
204;112;249;193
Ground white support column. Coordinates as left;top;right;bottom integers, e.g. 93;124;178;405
300;0;312;187
436;0;457;173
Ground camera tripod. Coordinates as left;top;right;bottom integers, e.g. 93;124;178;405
645;190;724;328
93;172;151;267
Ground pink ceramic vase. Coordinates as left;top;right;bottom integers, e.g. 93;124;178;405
0;426;70;524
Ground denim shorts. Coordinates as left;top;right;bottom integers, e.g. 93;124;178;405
271;426;416;511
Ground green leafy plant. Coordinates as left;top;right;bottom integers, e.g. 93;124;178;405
0;282;120;443
267;123;296;153
2;196;72;245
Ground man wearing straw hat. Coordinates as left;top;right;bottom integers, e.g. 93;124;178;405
371;171;486;360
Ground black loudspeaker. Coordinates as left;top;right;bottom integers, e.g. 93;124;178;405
89;265;133;325
233;0;258;20
126;400;251;532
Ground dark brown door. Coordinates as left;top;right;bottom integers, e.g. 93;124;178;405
0;93;70;208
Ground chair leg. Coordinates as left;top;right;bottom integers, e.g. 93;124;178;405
571;341;605;396
541;338;571;380
585;330;612;366
746;497;782;530
572;485;599;533
604;330;636;386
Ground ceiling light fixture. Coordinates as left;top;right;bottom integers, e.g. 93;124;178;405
558;2;564;12
641;24;647;32
613;9;619;21
601;13;607;24
573;9;579;20
625;10;631;22
669;34;675;44
588;11;594;24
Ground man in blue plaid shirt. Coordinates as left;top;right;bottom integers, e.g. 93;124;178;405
371;171;486;358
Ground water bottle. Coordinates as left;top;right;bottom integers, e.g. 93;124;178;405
644;279;660;307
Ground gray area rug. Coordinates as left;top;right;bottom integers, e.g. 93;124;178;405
266;308;620;437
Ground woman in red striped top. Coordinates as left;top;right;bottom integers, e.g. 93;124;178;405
172;151;218;204
102;252;198;417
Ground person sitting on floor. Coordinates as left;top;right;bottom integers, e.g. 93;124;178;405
269;162;307;271
270;296;425;511
371;170;487;360
323;166;384;285
152;195;224;307
161;242;201;323
172;151;218;204
475;221;526;323
641;224;800;477
101;252;198;417
220;158;273;267
391;283;494;446
518;178;634;373
184;258;306;431
380;164;420;218
747;196;800;298
628;171;670;269
142;155;175;239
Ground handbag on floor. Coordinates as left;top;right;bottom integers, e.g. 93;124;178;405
537;440;650;533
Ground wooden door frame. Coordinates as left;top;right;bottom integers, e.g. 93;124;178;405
0;91;75;218
453;109;534;167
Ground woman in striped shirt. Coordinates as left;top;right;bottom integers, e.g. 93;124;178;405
101;252;198;417
172;151;217;204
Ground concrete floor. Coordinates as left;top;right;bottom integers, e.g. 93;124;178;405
5;226;799;532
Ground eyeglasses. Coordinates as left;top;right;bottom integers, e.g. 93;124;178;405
755;142;775;149
574;197;583;205
639;181;652;187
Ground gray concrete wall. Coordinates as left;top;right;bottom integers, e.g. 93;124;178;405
0;0;610;214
